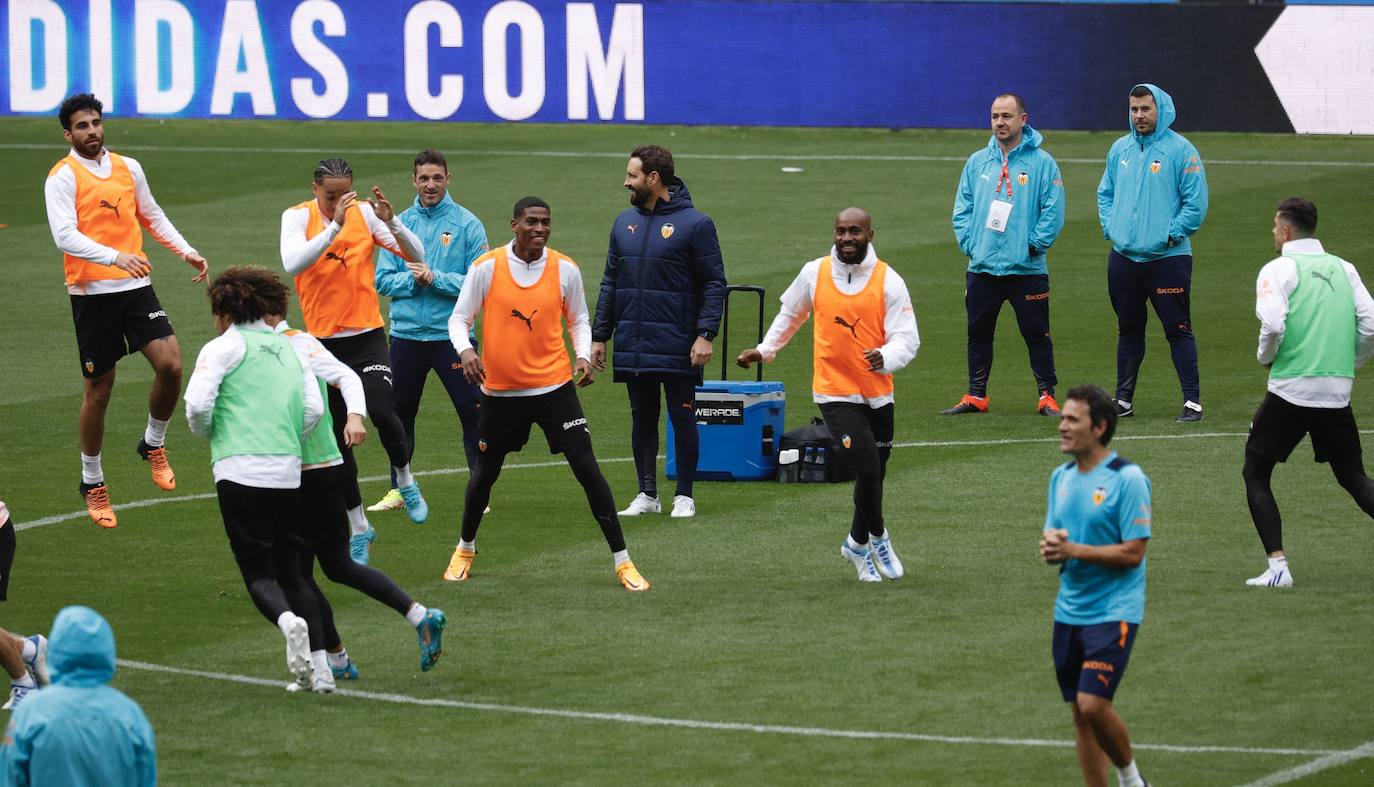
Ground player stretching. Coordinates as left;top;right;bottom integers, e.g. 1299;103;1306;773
442;198;649;591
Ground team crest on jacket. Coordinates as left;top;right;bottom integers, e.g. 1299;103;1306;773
1150;160;1162;174
660;223;675;239
1017;172;1028;186
1092;487;1107;506
441;231;452;246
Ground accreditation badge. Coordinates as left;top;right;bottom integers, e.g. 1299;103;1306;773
985;199;1013;233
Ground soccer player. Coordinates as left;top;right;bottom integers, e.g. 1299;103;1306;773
369;150;488;519
591;145;726;519
1040;384;1152;787
44;93;210;528
443;198;650;592
0;501;50;711
1097;83;1209;422
1242;198;1374;588
266;311;446;682
737;208;920;583
183;267;325;690
945;93;1065;417
280;158;430;533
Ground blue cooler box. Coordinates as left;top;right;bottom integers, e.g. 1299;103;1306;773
667;381;785;481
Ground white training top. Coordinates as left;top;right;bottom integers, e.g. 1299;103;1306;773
183;320;325;488
1255;237;1374;408
447;240;591;398
45;147;199;296
755;245;921;408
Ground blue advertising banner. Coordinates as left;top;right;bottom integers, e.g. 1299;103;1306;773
2;1;1371;132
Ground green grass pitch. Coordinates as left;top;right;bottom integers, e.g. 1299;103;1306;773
0;117;1371;785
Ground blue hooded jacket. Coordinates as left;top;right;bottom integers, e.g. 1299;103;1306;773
592;178;726;380
952;125;1065;276
1097;83;1209;263
376;192;489;342
1;606;156;787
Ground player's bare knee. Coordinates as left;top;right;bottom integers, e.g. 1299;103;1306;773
1075;693;1112;722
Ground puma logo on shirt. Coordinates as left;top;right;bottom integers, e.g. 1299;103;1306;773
833;315;860;338
326;247;348;267
98;198;121;219
511;308;537;331
1311;269;1336;293
260;345;285;366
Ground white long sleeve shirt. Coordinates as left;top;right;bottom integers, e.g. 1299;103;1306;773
756;245;920;408
45;147;199;295
279;201;424;277
184;320;325;488
448;241;591;397
1256;237;1374;408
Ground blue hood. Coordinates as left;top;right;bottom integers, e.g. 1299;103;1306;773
1130;83;1176;145
635;177;695;217
984;124;1044;158
48;605;116;688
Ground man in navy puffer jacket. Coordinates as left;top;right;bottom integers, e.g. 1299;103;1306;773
591;146;726;519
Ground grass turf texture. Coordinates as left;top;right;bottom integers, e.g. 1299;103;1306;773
0;118;1372;785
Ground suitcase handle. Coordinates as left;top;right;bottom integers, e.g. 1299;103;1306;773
721;284;765;382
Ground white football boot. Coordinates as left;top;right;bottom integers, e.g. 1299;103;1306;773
840;539;882;583
670;496;695;518
869;534;905;580
618;493;661;516
1246;564;1293;588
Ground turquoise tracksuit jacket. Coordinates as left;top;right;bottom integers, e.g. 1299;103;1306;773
1097;83;1209;263
1;606;156;787
376;192;488;342
952;125;1065;276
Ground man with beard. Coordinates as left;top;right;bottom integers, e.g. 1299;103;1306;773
591;145;726;520
737;208;919;582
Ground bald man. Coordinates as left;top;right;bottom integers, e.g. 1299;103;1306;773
739;209;921;583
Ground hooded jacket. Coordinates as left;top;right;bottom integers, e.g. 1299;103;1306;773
1;606;156;787
952;125;1065;276
376;192;489;342
1097;83;1209;263
592;178;726;380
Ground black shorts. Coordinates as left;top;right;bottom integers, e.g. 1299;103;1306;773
215;481;303;564
1247;392;1363;465
1053;621;1139;702
0;519;15;602
69;285;175;377
320;329;392;383
300;465;351;547
478;382;590;455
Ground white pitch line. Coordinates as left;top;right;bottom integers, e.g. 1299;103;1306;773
19;429;1373;532
115;658;1341;757
1;142;1371;169
1236;740;1374;786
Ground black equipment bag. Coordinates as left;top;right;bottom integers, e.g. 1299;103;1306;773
777;417;855;483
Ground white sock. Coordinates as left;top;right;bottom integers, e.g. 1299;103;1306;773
19;638;36;662
346;506;369;536
144;415;170;448
459;538;476;552
11;674;35;689
276;612;298;638
81;453;104;485
327;649;349;669
1269;556;1288;572
405;603;428;627
310;650;329;677
394;464;415;487
1117;760;1143;787
846;535;868;552
613;549;630;567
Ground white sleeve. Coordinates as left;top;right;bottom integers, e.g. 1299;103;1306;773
363;204;424;264
561;260;592;362
876;270;921;374
297;333;367;416
1256;258;1294;366
183;331;244;438
449;258;494;355
280;205;339;276
123;156;197;259
1345;261;1374;368
45;167;119;265
756;262;818;361
291;341;325;438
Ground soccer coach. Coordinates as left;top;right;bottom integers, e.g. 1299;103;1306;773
590;145;726;520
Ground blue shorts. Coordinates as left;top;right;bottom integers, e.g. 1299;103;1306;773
1052;621;1139;702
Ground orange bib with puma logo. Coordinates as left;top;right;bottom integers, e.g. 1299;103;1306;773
812;256;893;398
293;200;384;337
52;152;143;287
480;246;574;390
